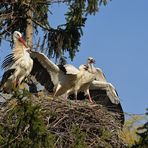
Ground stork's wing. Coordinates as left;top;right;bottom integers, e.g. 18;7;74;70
0;69;15;90
106;83;120;104
90;80;120;104
95;68;107;82
1;53;15;70
58;64;79;75
30;51;60;91
30;51;59;72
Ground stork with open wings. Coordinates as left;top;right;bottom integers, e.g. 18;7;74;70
29;54;97;102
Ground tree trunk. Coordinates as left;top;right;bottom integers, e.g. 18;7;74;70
26;4;33;48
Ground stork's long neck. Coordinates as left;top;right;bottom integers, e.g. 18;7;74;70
87;62;96;74
77;67;85;79
12;40;29;61
13;40;28;52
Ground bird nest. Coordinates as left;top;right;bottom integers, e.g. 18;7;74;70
0;91;126;147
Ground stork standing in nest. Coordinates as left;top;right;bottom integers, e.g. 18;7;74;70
28;51;80;96
67;57;96;102
0;31;33;92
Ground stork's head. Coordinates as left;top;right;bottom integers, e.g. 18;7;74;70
87;57;95;64
13;31;28;48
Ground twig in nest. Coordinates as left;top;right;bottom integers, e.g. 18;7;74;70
52;116;67;127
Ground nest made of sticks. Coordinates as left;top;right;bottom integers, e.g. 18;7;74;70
0;91;126;148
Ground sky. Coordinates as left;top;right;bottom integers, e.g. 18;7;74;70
0;0;148;115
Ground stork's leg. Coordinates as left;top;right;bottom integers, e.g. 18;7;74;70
65;91;69;100
12;69;20;88
54;84;61;97
86;89;93;103
65;89;71;99
12;79;17;88
74;90;78;100
17;76;26;89
18;76;25;85
12;78;18;90
16;77;20;87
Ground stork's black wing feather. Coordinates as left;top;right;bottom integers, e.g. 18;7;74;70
0;69;15;88
30;57;54;92
58;64;79;75
1;53;14;70
58;64;67;74
114;89;119;97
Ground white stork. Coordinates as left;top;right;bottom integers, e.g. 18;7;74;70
67;57;96;102
29;51;80;96
0;31;33;92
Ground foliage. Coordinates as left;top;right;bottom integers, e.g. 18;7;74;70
119;114;147;147
70;124;87;148
132;108;148;148
0;0;109;61
0;90;55;148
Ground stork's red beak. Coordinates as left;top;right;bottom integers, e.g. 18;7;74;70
18;37;28;48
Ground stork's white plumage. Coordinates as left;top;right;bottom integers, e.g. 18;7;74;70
0;31;33;92
95;68;107;82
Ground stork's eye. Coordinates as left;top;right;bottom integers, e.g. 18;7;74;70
17;33;20;37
